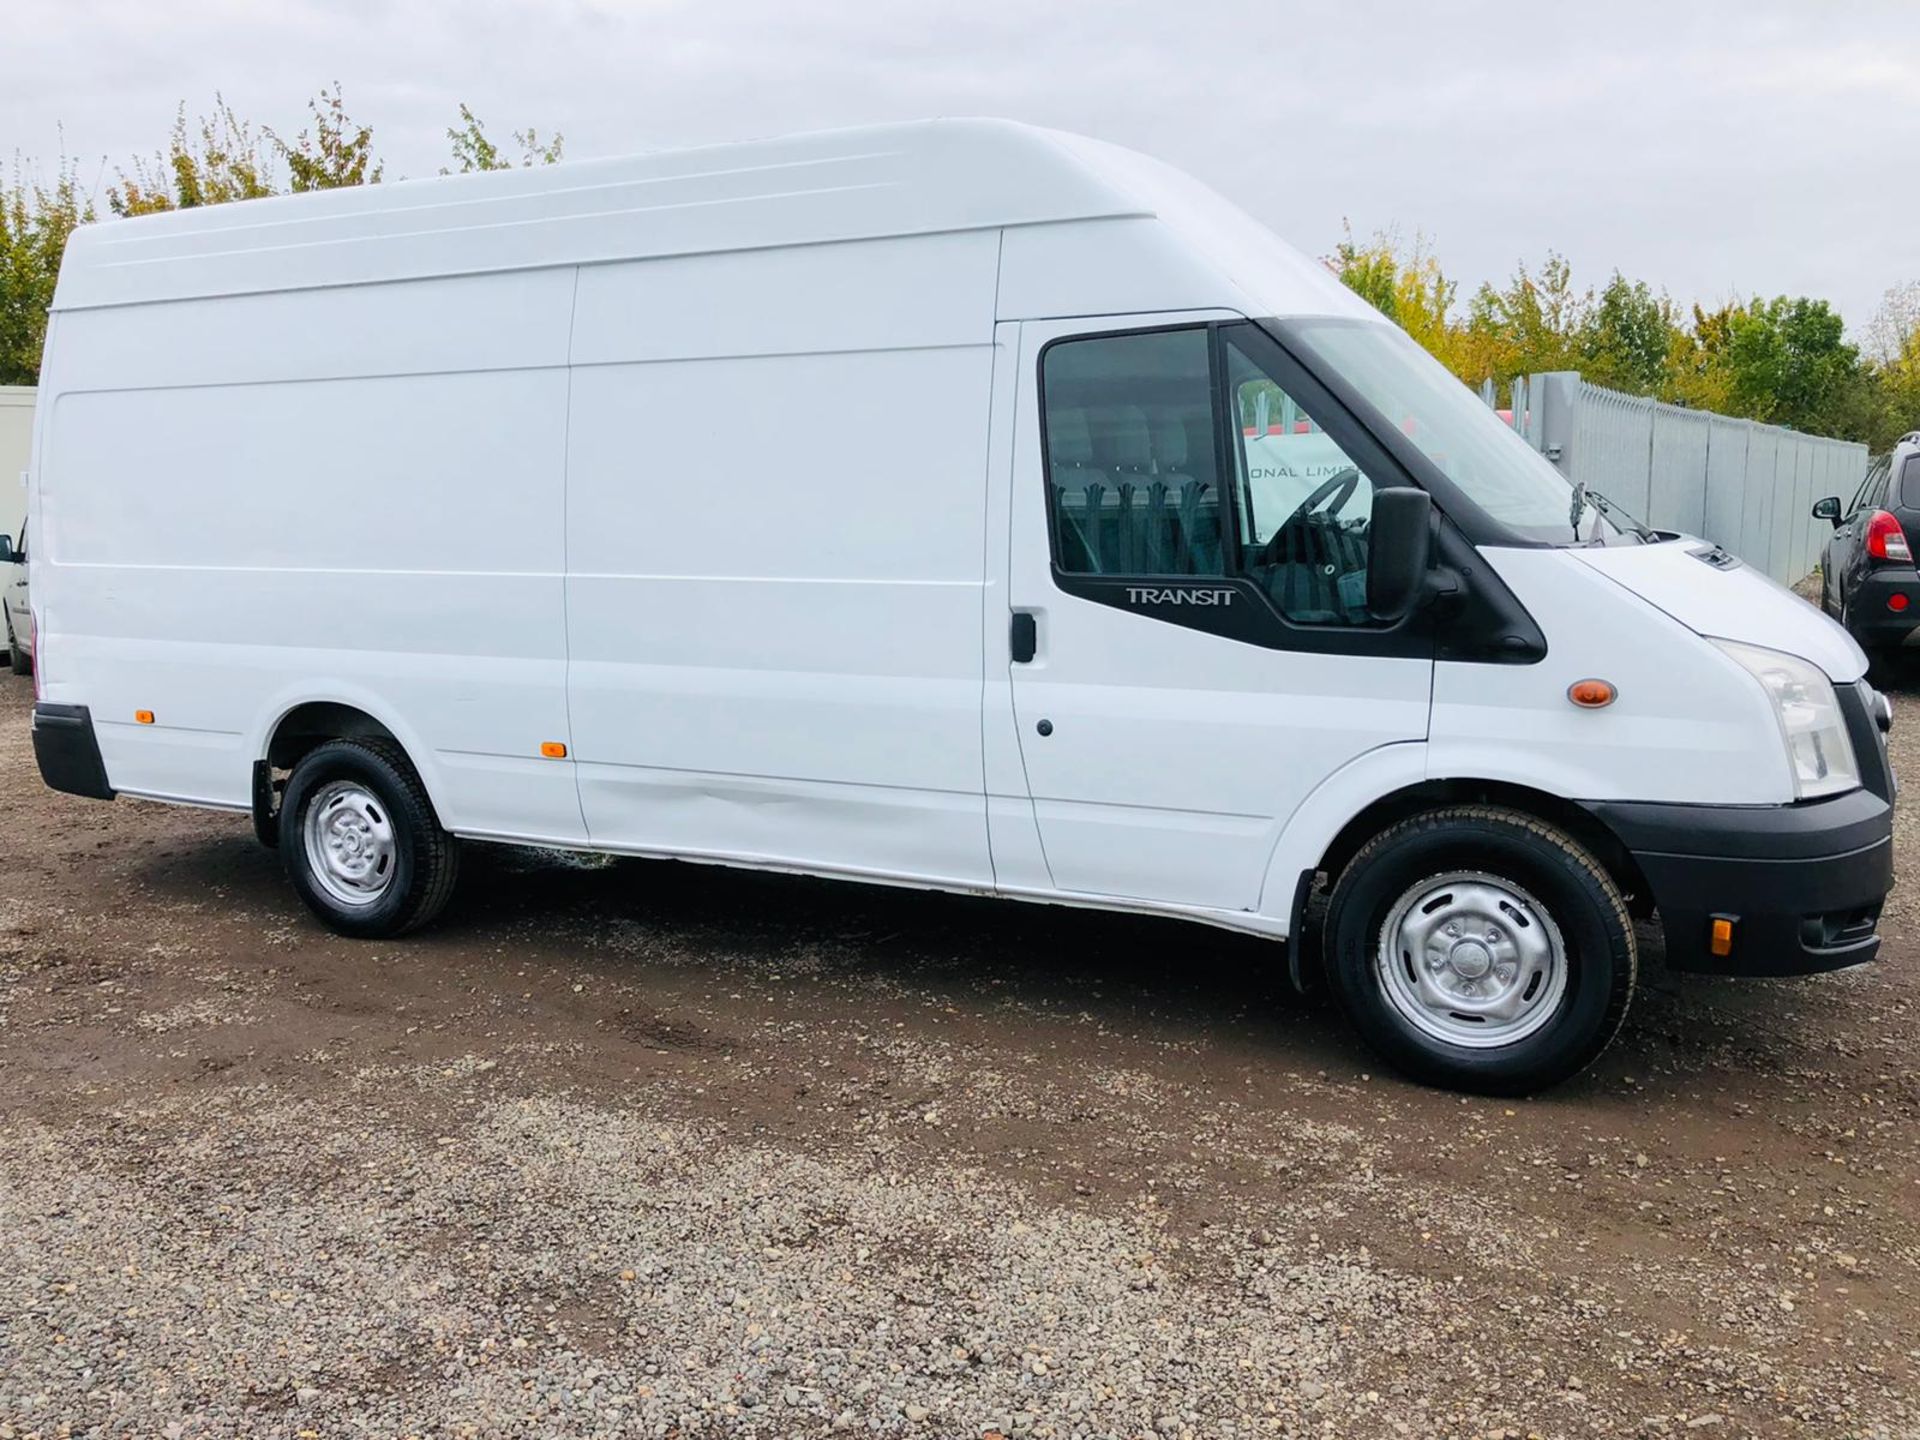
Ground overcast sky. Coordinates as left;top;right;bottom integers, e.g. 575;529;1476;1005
8;0;1918;334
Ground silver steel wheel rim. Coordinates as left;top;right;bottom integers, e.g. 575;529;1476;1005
1376;870;1568;1049
302;781;397;908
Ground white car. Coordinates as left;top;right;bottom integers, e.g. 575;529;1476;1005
1;516;27;676
21;119;1897;1094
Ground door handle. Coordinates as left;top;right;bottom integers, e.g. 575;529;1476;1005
1010;611;1037;664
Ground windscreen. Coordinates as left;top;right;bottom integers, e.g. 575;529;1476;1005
1281;318;1637;546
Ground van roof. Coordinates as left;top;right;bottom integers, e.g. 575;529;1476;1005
52;118;1370;322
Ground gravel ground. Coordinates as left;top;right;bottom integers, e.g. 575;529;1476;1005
2;657;1918;1439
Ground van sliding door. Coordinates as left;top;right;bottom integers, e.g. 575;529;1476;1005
560;236;1000;885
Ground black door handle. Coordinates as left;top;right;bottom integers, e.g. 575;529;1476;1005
1010;611;1037;664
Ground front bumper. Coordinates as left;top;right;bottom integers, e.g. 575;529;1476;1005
1590;791;1891;974
1585;678;1895;975
31;703;115;801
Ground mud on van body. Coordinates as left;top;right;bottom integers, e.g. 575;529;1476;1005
26;120;1894;1092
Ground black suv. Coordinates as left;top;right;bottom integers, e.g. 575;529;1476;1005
1815;431;1920;662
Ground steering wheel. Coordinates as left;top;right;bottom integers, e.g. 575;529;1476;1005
1258;467;1361;566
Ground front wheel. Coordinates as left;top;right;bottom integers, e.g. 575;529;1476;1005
279;738;461;938
1323;806;1635;1094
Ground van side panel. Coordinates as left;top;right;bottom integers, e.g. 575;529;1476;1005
37;270;587;841
565;232;999;884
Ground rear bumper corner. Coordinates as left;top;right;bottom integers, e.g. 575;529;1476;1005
1848;569;1920;648
32;702;116;802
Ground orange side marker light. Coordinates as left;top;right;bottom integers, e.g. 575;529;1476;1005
1567;679;1617;709
134;710;155;725
540;741;568;759
1709;917;1734;958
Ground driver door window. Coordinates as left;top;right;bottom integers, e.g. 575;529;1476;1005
1224;333;1376;626
1037;322;1403;639
1041;328;1224;579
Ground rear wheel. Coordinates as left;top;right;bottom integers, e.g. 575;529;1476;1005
279;739;460;938
1324;806;1635;1094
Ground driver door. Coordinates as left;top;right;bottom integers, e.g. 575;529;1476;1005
1003;316;1433;913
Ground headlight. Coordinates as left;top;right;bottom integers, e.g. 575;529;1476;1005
1712;639;1859;800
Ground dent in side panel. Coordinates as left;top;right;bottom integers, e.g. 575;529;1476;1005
565;318;997;885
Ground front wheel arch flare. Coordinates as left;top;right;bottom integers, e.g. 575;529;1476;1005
1313;778;1649;912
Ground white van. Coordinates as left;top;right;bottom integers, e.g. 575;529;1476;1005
1;514;27;675
25;120;1895;1092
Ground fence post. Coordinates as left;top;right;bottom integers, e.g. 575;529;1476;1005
1532;371;1581;475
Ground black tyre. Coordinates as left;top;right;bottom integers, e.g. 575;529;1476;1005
278;738;461;938
1323;806;1635;1095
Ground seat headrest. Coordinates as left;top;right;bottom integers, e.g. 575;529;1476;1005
1049;408;1093;467
1151;408;1189;471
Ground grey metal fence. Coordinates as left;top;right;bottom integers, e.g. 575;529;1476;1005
1492;372;1868;585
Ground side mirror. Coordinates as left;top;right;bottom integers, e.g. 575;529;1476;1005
1812;496;1842;527
1367;487;1433;620
0;535;12;565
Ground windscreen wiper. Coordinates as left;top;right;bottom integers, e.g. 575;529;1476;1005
1582;489;1659;543
1568;479;1589;540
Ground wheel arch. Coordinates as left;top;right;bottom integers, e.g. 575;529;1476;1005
249;690;451;844
1269;758;1652;994
1312;779;1649;911
265;701;405;770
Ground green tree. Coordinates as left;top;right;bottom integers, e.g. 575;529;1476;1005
445;103;564;173
1659;302;1737;414
1463;253;1588;386
268;83;383;192
0;156;95;385
1722;296;1861;433
108;98;277;216
1861;281;1920;449
1329;224;1464;372
1579;273;1674;396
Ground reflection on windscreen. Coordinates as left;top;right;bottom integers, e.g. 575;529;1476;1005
1283;320;1632;546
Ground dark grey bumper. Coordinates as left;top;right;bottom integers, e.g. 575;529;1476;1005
32;703;115;802
1583;787;1892;976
